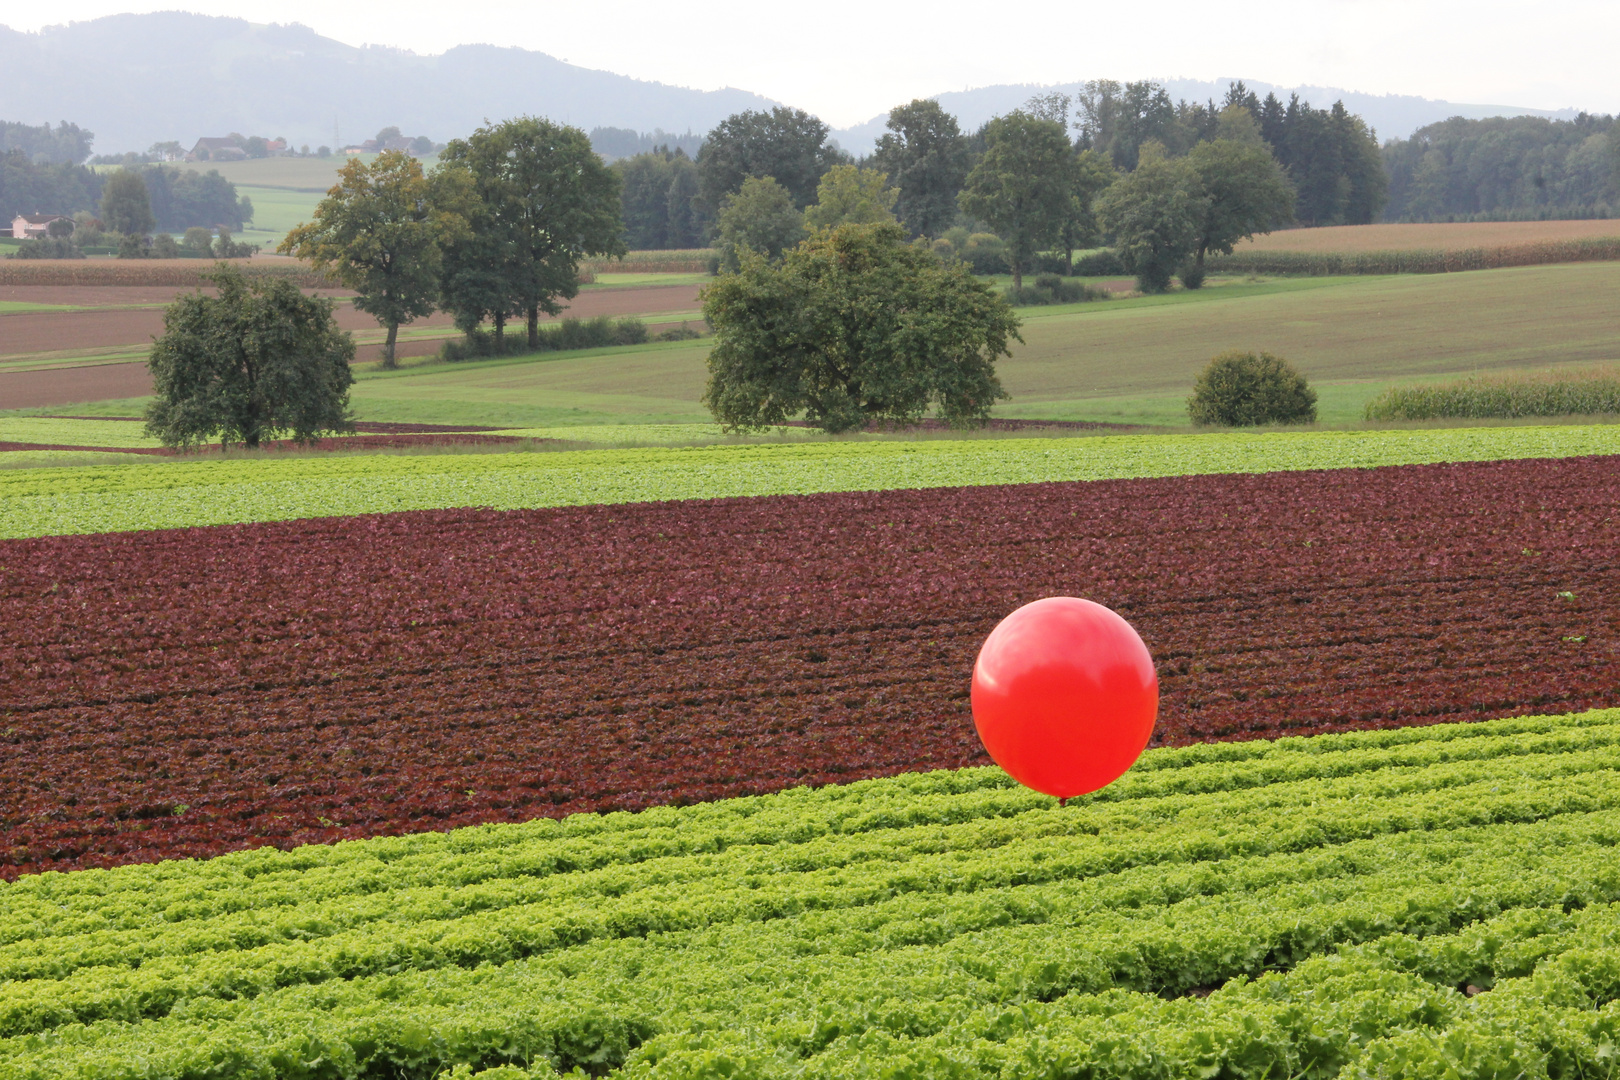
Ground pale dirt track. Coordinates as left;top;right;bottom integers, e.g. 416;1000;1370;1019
1;284;704;408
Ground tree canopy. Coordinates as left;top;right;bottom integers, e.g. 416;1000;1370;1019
1382;112;1618;221
702;222;1020;434
696;107;846;215
614;148;707;249
714;176;806;271
280;150;469;368
802;165;898;231
100;169;154;235
139;166;252;231
1185;138;1295;270
870;100;970;239
958;111;1074;288
144;265;356;450
438;116;625;349
1096;147;1202;293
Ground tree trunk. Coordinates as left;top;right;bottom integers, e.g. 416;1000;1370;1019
382;321;399;370
1064;247;1073;276
494;312;505;351
527;304;540;350
1196;245;1207;268
1013;260;1023;291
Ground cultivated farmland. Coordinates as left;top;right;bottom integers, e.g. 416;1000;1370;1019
2;454;1614;876
1235;218;1620;253
2;709;1620;1078
3;424;1618;538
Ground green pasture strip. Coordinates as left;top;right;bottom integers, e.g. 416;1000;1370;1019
0;301;84;314
0;417;163;449
2;423;1618;540
586;272;711;288
0;347;151;374
3;710;1620;1079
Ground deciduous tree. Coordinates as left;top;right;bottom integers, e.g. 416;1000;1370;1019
1184;138;1295;282
870;99;970;239
714;176;806;271
144;265;355;450
702;222;1020;434
958;111;1074;288
1096;146;1203;293
437;117;624;351
280;150;469;368
100;169;154;235
696;107;845;215
803;165;897;230
1059;149;1117;274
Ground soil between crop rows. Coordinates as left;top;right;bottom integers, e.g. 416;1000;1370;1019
1;456;1616;877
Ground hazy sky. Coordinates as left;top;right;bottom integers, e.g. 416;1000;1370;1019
13;1;1617;127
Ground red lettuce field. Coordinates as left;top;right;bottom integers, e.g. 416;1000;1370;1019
1;456;1615;877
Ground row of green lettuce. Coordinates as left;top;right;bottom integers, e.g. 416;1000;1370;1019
3;709;1620;1078
5;424;1620;540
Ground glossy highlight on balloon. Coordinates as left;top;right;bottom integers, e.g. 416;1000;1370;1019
971;596;1158;799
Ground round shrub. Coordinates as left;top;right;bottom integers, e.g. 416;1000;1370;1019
1188;350;1318;426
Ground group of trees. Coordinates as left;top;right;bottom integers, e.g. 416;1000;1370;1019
1382;113;1619;221
0;151;102;223
615;148;707;249
282;116;623;367
603;86;1380;293
127;166;252;231
0;120;95;165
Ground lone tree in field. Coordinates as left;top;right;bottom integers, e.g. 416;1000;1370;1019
702;222;1020;434
1187;350;1317;427
1096;146;1202;293
438;117;624;350
957;111;1075;289
280;150;468;368
144;265;356;450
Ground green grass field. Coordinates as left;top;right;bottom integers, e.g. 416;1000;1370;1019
330;264;1620;430
997;263;1620;425
6;263;1618;432
169;154;367;191
235;185;325;250
5;708;1620;1078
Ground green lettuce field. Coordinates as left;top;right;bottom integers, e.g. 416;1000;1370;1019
3;710;1619;1079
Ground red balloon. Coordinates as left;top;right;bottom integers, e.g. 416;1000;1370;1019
971;597;1158;798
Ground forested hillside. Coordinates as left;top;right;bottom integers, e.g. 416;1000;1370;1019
1382;113;1619;221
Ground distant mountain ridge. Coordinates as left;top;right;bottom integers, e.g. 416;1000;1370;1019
0;13;1590;157
0;13;777;154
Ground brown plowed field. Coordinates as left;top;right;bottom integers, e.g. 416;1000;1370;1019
0;284;352;306
1;456;1615;877
0;363;154;409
